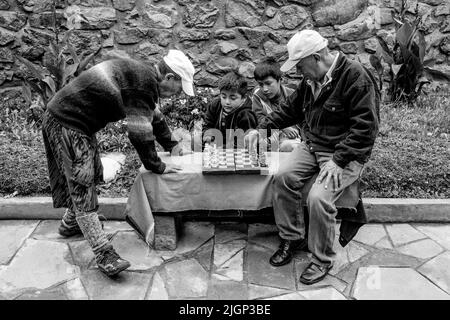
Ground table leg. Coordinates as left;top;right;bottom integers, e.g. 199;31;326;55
154;215;181;251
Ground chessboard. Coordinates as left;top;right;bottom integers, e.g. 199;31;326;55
202;147;236;175
202;144;267;175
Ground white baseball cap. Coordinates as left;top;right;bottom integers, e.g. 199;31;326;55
163;49;195;96
280;30;328;72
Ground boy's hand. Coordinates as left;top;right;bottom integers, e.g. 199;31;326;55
171;144;193;156
244;130;259;150
163;163;182;174
283;127;299;139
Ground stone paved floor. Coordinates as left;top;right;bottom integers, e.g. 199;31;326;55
0;220;449;300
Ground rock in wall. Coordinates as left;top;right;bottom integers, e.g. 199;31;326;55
0;0;449;89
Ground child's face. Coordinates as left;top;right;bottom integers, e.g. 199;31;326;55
220;89;244;112
257;76;281;99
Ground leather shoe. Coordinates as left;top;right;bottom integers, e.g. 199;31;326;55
269;238;308;267
299;262;333;285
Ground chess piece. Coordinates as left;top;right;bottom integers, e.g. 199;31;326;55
259;152;268;167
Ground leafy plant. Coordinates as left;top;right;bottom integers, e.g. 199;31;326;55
16;2;102;109
369;0;450;104
160;87;214;130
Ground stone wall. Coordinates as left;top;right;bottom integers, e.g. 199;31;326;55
0;0;449;90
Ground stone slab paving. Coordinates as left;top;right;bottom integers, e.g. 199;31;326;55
146;272;169;300
397;239;444;259
248;284;292;300
110;231;164;271
81;270;152;300
0;220;39;265
155;221;214;260
0;239;80;299
385;223;427;247
215;222;247;244
0;220;449;300
213;240;246;268
247;243;297;291
207;279;248;300
417;251;450;295
353;224;387;246
30;220;85;242
161;258;209;299
352;267;449;300
414;224;450;250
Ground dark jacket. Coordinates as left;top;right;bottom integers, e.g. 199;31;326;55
203;96;257;148
252;85;301;145
47;58;177;174
257;52;380;168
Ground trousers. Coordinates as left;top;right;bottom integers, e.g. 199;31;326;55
272;142;364;266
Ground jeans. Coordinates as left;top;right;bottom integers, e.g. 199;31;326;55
272;142;364;266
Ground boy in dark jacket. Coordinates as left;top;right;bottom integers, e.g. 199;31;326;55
42;50;195;277
252;57;301;152
202;71;257;149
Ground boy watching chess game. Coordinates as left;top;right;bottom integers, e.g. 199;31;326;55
202;71;257;149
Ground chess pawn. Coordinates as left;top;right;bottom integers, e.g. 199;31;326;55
259;152;267;167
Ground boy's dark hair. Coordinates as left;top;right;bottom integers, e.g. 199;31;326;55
254;57;282;81
218;71;247;97
157;60;182;80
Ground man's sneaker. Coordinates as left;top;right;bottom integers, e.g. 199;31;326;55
96;247;131;277
58;221;83;237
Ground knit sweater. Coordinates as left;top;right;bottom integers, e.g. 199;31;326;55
47;58;178;174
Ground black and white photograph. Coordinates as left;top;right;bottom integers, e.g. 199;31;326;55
0;0;449;307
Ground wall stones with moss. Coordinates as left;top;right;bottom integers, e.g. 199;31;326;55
0;0;449;89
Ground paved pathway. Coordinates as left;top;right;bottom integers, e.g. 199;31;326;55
0;220;449;300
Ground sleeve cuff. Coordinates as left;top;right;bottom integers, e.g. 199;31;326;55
332;155;349;169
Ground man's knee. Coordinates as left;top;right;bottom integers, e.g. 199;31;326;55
307;183;331;210
273;169;299;190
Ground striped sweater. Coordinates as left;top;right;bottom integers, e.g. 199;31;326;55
47;58;177;174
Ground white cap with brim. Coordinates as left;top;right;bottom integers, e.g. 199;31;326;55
163;49;196;96
280;30;329;73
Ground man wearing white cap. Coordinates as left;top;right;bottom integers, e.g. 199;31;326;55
42;50;195;277
246;30;380;284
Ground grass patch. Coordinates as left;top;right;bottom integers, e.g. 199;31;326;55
0;88;449;198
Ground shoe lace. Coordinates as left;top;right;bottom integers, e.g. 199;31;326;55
99;247;120;265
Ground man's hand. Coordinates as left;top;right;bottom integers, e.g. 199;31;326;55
171;144;193;156
163;163;182;174
244;129;259;150
317;159;344;192
282;127;299;139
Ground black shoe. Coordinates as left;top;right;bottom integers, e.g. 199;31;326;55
269;238;308;267
299;262;332;285
96;247;131;277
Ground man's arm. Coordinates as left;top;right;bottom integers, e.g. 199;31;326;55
332;83;380;168
257;85;305;132
152;107;178;152
202;98;220;141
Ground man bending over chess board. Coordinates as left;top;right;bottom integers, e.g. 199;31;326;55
246;30;380;285
42;50;194;277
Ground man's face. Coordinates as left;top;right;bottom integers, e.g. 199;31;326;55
257;76;281;100
159;76;183;98
220;89;244;113
295;54;320;81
